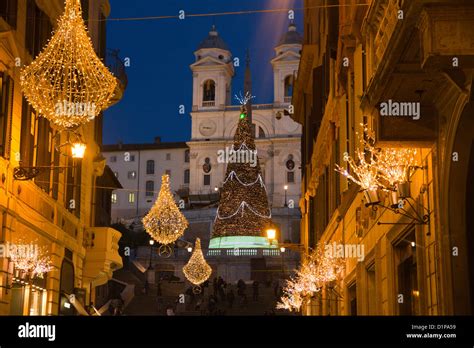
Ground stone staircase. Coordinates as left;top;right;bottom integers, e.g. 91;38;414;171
113;267;290;316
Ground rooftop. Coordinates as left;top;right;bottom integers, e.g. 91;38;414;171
102;141;188;152
277;22;303;46
196;25;230;51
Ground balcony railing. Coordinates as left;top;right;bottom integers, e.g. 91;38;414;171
106;48;128;89
135;246;299;260
202;101;216;107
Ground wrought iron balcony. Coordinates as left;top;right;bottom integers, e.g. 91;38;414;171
106;48;128;106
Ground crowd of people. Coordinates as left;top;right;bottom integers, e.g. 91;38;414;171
159;277;285;316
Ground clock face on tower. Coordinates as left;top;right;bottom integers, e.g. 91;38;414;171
199;120;217;136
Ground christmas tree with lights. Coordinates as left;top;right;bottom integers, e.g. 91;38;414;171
210;93;272;249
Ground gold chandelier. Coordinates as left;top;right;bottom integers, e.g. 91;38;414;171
142;174;188;245
20;0;117;129
183;238;212;286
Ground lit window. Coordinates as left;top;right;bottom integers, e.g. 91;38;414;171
128;171;136;179
111;193;117;204
145;181;154;197
128;193;135;203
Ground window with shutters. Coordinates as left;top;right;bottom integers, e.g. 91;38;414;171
34;118;54;193
66;154;82;218
26;0;52;58
0;0;18;29
80;0;89;24
20;98;35;168
98;12;106;58
0;73;14;159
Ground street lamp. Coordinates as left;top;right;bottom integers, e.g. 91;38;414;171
266;228;276;247
148;240;155;269
187;246;193;253
13;135;86;180
284;185;288;207
280;247;286;275
71;142;86;159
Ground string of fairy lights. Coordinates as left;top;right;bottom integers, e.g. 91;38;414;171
182;238;212;287
142;174;188;245
12;3;370;24
20;0;116;129
8;240;54;280
277;244;345;312
335;125;420;193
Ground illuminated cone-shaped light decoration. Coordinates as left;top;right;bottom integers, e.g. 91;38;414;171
20;0;117;129
142;174;188;245
183;238;212;286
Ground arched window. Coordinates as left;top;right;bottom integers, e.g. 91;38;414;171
145;181;154;196
251;123;266;139
284;75;294;102
203;80;216;105
146;160;155;175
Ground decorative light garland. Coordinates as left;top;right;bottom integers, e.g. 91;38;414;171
277;243;345;312
376;148;418;187
10;242;53;279
216;201;272;220
223;170;265;188
182;238;212;286
335;127;419;194
142;174;188;245
20;0;117;129
335;130;380;191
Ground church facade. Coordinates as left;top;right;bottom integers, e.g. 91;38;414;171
186;23;303;248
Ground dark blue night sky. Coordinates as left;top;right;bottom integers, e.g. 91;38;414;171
103;0;303;145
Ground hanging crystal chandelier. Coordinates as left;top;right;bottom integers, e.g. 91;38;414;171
20;0;117;129
183;238;212;287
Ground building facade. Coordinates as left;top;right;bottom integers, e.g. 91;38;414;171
293;0;474;315
0;0;125;315
104;23;304;251
102;140;189;222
